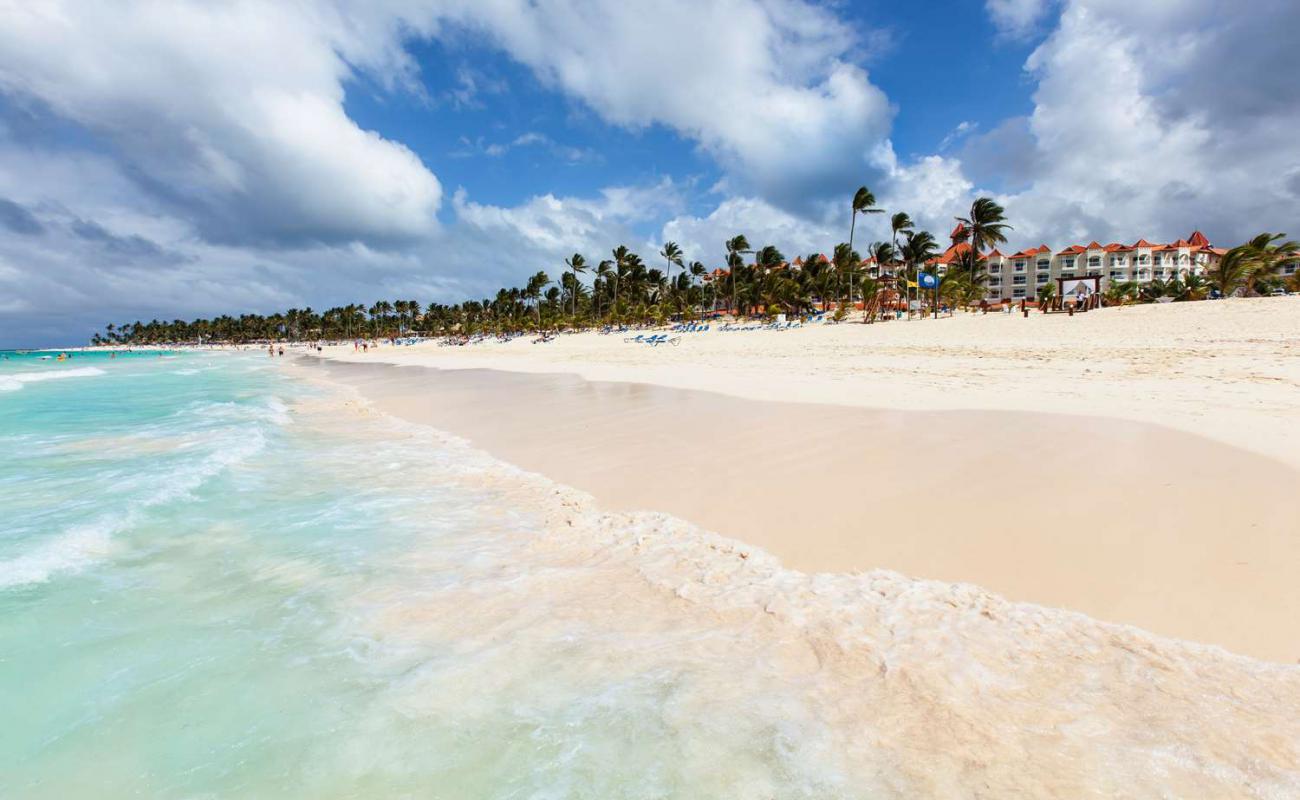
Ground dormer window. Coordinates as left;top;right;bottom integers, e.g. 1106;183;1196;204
1062;257;1075;269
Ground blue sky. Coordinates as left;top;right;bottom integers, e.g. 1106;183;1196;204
1;0;1298;346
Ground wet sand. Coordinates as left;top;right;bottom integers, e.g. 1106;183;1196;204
306;359;1300;663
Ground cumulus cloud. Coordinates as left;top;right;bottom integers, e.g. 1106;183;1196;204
420;0;893;207
964;0;1300;246
0;1;443;247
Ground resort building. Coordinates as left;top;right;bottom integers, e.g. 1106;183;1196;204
937;227;1226;302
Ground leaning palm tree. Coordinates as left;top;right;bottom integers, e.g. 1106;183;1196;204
955;197;1011;280
849;186;883;253
564;253;587;319
1243;232;1299;295
1208;245;1255;298
847;187;883;308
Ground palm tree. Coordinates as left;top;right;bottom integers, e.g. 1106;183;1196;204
899;230;939;318
865;241;896;321
659;242;684;309
594;260;613;320
1037;281;1057;311
1208;245;1255;297
955;197;1011;281
564;253;587;319
847;187;883;308
725;235;751;315
525;271;548;326
849;186;883;254
688;261;706;315
610;245;632;315
831;243;860;318
1181;273;1209;301
1243;232;1299;295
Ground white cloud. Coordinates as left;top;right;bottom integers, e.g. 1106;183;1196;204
986;0;1057;38
964;0;1300;246
419;0;893;206
0;1;443;246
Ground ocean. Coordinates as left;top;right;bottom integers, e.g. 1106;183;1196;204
0;350;870;798
1;349;1295;798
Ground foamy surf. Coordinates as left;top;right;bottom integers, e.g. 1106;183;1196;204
313;384;1300;799
0;366;106;392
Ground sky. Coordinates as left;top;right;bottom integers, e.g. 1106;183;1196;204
1;0;1298;346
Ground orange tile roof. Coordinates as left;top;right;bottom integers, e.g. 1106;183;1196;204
1188;230;1210;247
950;222;967;241
1057;244;1087;255
1085;241;1104;250
1132;238;1157;248
936;242;972;264
1103;242;1132;252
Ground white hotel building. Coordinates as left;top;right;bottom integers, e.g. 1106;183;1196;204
934;227;1227;302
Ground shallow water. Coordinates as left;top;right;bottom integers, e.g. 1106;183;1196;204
0;352;867;797
1;351;1297;798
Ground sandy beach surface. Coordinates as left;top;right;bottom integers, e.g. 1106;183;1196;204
305;298;1300;662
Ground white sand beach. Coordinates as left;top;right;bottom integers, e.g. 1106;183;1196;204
308;297;1300;662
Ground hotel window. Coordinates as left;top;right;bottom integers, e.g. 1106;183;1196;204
1109;270;1124;280
989;264;1000;274
1014;260;1026;272
1037;259;1050;271
1138;269;1149;280
1012;275;1027;285
1062;257;1075;269
1087;256;1101;267
1178;254;1189;265
1154;255;1165;265
1060;272;1075;280
1109;256;1125;266
1036;273;1049;284
1138;254;1149;264
1284;263;1297;275
1012;287;1027;298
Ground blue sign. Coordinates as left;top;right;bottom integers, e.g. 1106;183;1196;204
918;272;940;289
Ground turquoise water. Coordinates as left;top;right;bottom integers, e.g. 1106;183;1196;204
0;351;861;798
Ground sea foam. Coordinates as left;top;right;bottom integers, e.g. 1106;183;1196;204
0;366;106;392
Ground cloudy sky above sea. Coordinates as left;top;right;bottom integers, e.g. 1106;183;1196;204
1;0;1298;345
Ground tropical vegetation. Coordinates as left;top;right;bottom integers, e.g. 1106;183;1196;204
92;199;1294;345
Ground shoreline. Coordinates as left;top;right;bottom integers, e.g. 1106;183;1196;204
301;354;1300;663
313;297;1300;470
